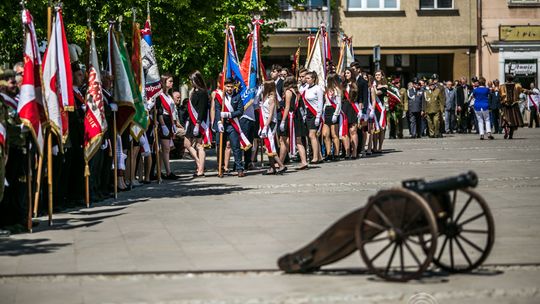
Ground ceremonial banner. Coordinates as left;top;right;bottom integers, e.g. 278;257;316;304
108;24;136;135
43;7;71;143
83;31;107;161
240;18;265;109
19;9;45;155
140;19;162;102
337;35;354;75
306;30;325;87
130;22;149;140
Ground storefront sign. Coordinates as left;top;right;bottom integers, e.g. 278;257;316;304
500;25;540;41
505;62;537;75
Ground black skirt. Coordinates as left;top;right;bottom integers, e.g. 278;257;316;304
277;110;289;137
342;101;357;126
185;119;203;139
324;106;337;126
159;114;174;139
293;112;308;137
305;111;319;130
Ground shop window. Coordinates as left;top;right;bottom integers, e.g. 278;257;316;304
348;0;400;11
420;0;453;9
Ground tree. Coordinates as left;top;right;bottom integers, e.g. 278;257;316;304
0;0;294;83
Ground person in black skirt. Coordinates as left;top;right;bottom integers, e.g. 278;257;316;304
322;73;342;161
288;76;309;169
343;68;360;159
158;73;178;179
277;76;289;164
303;71;324;163
185;71;209;177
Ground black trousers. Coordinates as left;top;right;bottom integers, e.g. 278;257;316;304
529;107;539;128
490;109;501;133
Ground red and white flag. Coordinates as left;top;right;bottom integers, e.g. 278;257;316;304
42;7;73;143
19;9;45;155
84;31;107;161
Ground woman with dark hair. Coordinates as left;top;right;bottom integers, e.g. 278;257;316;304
277;76;292;164
322;73;342;161
185;70;209;177
343;67;360;159
500;74;524;139
283;76;308;169
158;73;178;179
260;80;287;175
473;77;494;140
302;71;324;163
371;70;388;153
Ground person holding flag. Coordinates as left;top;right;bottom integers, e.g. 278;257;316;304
215;78;246;178
259;80;286;175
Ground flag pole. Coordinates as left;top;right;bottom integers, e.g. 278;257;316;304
147;3;161;184
113;112;118;199
47;3;56;226
34;1;54;218
218;20;229;178
84;9;91;208
21;0;34;232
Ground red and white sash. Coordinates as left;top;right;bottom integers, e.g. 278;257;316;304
344;89;361;114
301;91;318;117
372;83;387;130
258;107;277;157
187;93;212;147
0;121;6;150
529;94;539;112
326;92;349;138
1;93;18;110
287;90;298;155
159;93;174;117
215;92;251;151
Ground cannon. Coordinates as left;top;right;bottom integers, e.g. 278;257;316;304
278;171;495;282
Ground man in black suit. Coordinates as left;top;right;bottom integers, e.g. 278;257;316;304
351;62;369;153
408;79;424;138
489;79;502;134
456;76;470;133
215;78;245;177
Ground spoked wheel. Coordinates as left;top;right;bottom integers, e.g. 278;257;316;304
355;189;438;282
429;188;495;273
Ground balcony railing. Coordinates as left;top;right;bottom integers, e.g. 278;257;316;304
276;8;330;32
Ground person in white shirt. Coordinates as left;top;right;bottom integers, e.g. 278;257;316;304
322;73;342;161
302;71;324;163
260;80;287;175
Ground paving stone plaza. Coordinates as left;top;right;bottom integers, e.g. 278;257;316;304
0;129;539;303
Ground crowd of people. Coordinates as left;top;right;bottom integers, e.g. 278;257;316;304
1;58;539;233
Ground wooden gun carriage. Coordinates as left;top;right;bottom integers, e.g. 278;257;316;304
278;171;495;281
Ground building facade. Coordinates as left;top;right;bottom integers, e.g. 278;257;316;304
266;0;478;83
482;0;540;88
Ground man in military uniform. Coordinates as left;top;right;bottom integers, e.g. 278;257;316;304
408;79;423;138
431;74;446;135
387;78;405;139
422;80;445;138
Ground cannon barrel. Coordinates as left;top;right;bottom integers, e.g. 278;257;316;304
402;171;478;193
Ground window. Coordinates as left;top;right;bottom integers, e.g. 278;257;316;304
348;0;400;11
508;0;540;6
420;0;453;9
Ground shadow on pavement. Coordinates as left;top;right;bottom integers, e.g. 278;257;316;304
0;238;71;256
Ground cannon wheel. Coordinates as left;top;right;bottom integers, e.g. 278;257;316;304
428;188;495;273
355;188;438;282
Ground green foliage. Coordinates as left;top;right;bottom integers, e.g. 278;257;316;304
0;0;291;82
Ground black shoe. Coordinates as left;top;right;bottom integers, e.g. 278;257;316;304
164;173;179;180
276;167;288;175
